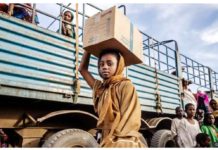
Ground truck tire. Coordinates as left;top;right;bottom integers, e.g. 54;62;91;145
150;129;175;147
42;129;99;147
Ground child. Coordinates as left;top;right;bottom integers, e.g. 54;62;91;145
61;10;75;38
177;103;201;147
196;133;211;147
201;113;218;147
79;50;146;147
171;106;184;146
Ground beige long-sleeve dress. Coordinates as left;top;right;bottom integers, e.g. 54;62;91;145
92;55;147;148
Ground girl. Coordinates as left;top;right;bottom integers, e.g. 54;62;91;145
79;50;146;147
177;103;201;147
61;10;75;38
201;113;218;147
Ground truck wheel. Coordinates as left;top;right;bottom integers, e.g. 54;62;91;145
150;129;175;147
42;129;99;147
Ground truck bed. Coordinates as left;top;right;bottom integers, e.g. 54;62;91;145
0;13;180;115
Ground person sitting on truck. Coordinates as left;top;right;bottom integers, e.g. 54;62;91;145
182;78;197;109
79;49;147;148
201;113;218;147
61;10;75;38
7;3;39;25
196;90;209;114
171;106;184;147
177;103;201;147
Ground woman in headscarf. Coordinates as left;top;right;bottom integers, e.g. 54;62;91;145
61;10;75;38
79;49;146;147
201;113;218;147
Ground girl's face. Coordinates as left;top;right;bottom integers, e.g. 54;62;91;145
186;105;196;117
98;54;118;80
64;12;72;22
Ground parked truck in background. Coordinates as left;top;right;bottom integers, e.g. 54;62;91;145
0;3;217;147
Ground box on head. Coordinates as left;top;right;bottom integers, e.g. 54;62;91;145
83;6;143;66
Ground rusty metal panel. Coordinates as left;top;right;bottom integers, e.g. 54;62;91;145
128;64;181;114
79;59;181;114
0;14;76;100
79;52;100;99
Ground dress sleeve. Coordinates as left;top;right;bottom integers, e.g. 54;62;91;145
115;80;141;134
92;79;102;112
201;125;208;134
92;79;102;97
177;119;188;147
195;120;202;133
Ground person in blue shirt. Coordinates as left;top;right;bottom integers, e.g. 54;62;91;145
8;3;39;25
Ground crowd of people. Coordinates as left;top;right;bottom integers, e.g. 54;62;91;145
0;3;75;38
171;95;218;147
0;3;39;24
171;68;218;147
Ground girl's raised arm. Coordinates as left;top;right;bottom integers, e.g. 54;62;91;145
79;51;95;89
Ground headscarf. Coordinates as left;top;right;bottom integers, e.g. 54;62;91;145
94;54;129;129
93;53;145;147
100;53;126;86
63;10;74;22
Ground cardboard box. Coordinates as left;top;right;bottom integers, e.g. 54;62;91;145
83;6;143;66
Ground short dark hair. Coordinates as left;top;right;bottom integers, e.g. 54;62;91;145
175;106;183;113
196;133;210;145
99;49;120;62
185;103;194;111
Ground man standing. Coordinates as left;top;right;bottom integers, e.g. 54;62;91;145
171;106;184;146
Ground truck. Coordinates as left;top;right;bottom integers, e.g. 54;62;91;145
0;3;217;147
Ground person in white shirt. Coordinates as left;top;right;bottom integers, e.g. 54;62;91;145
171;106;184;146
182;78;197;109
177;103;201;147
